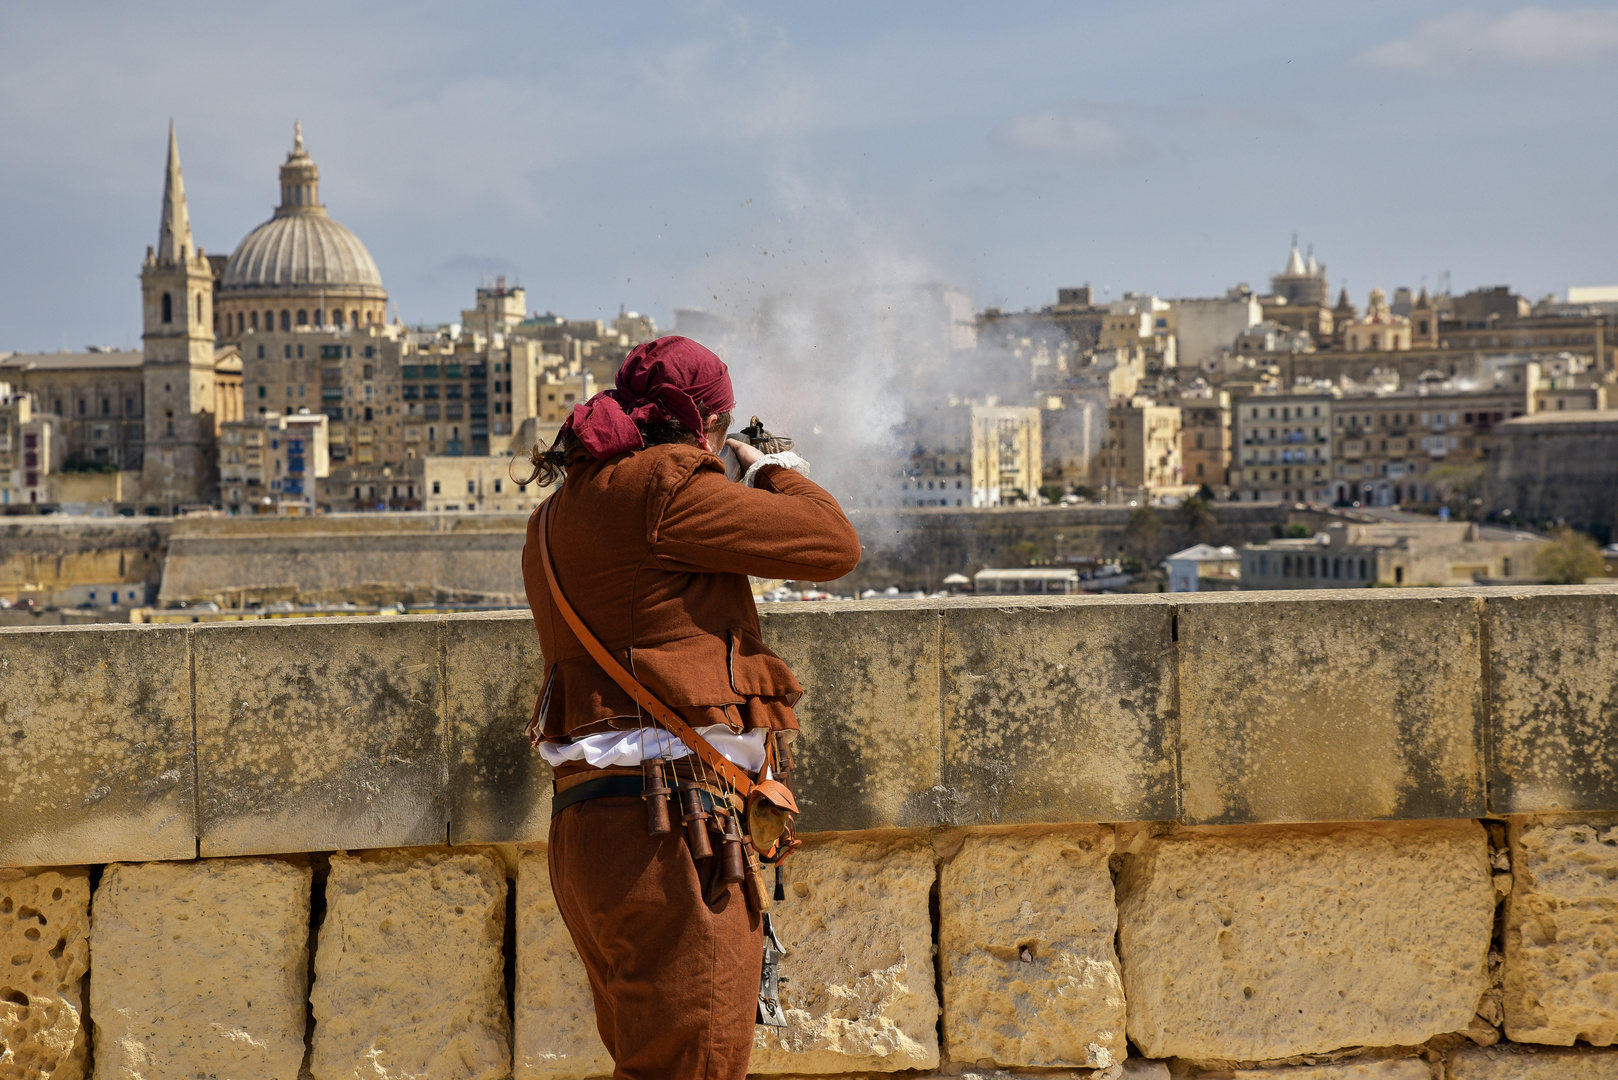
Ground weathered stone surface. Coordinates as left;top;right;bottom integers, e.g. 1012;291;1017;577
939;827;1124;1068
0;625;194;866
1502;814;1618;1045
1230;1061;1430;1079
193;618;447;856
447;613;551;845
1177;592;1485;823
310;848;509;1080
751;835;939;1074
759;603;944;831
940;598;1177;825
1450;1043;1618;1077
90;857;311;1080
512;846;611;1080
1486;589;1618;813
0;867;91;1080
1117;821;1493;1060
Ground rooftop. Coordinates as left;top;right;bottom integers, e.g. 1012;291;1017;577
0;350;143;370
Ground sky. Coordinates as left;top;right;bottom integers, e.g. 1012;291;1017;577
1;1;1616;353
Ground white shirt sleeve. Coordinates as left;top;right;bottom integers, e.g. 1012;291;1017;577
743;451;810;488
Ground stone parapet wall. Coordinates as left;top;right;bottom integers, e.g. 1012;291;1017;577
6;587;1618;865
5;588;1618;1076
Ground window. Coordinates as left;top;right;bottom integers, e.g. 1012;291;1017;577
257;345;265;359
364;346;374;358
297;310;308;327
284;345;292;360
161;292;172;323
432;480;441;494
251;312;259;331
281;310;291;331
467;480;476;494
494;479;503;493
258;386;267;398
363;364;374;380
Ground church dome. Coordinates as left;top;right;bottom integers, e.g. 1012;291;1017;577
220;124;386;296
223;212;383;291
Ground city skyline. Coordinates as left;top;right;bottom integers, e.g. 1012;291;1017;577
2;2;1616;353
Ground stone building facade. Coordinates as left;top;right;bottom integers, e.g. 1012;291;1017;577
0;385;61;506
1230;391;1335;503
1095;401;1184;496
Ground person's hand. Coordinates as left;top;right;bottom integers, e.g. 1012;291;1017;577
726;437;765;471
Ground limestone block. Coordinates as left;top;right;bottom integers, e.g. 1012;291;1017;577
758;603;945;831
940;598;1177;825
1450;1043;1618;1078
1117;821;1494;1061
939;827;1125;1068
512;847;612;1080
446;613;551;845
0;867;91;1080
1485;590;1618;813
1229;1062;1430;1080
0;625;195;866
1176;592;1485;823
90;857;311;1080
310;848;509;1080
750;835;939;1074
1502;815;1618;1045
193;618;448;856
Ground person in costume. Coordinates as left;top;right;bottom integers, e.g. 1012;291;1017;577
521;335;860;1080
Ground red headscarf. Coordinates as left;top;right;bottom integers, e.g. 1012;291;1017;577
560;336;734;459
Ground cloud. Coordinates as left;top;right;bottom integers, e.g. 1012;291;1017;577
1360;6;1618;71
997;108;1152;164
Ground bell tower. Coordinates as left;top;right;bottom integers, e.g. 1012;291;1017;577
140;122;220;509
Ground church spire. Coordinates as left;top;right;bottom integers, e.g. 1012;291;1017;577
157;121;194;263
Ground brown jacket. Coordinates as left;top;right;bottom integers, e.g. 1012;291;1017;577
522;443;861;747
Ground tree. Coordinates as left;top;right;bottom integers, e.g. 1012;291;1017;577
1534;528;1606;584
1126;505;1163;564
1425;463;1485;519
1039;484;1066;504
1179;495;1218;544
1012;539;1041;564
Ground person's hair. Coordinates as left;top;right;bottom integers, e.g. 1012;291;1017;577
518;408;732;488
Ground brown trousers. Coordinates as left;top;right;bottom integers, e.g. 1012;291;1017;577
549;795;763;1080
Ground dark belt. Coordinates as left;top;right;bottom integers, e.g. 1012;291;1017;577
551;774;728;818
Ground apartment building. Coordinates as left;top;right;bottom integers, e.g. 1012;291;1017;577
1230;392;1334;503
0;386;60;507
1095;400;1184;496
218;410;330;514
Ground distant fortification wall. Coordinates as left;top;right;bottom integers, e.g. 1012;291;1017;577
156;502;1300;604
836;501;1299;591
157;512;533;606
1486;414;1618;542
0;516;168;606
